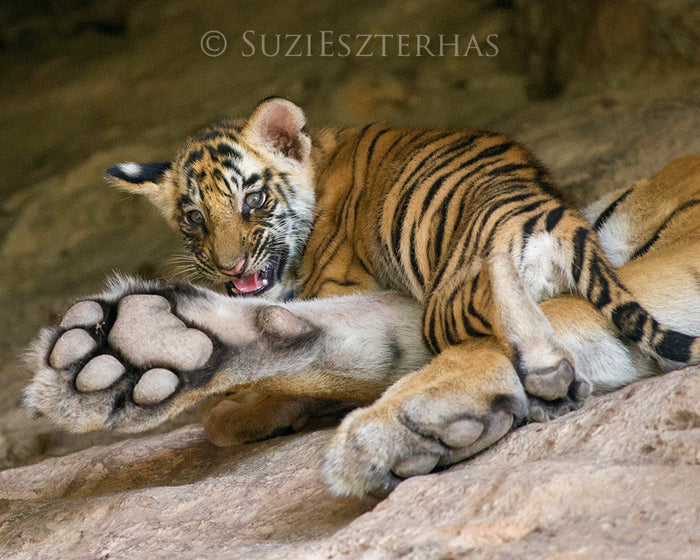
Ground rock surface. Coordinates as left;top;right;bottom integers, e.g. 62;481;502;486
1;366;698;559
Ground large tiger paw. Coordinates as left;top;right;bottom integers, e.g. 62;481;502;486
322;340;528;498
24;278;230;433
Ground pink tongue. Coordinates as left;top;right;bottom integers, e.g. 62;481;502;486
232;271;264;293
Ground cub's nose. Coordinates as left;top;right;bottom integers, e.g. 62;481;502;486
218;258;246;277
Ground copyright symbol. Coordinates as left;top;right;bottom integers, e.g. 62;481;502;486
201;30;227;57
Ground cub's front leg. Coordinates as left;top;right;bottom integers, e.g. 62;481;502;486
24;276;428;434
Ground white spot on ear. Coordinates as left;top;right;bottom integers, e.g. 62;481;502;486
118;162;143;178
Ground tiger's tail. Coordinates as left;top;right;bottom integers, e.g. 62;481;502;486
568;222;700;366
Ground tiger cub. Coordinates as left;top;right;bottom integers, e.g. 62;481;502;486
105;98;699;383
25;155;700;497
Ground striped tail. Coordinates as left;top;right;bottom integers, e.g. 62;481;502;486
570;225;700;365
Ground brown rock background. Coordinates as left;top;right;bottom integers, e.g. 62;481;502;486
0;0;698;557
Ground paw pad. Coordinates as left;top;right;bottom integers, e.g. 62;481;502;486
60;301;104;328
523;359;574;400
392;453;440;478
440;417;484;448
109;295;213;370
50;329;96;369
133;368;179;405
75;355;125;392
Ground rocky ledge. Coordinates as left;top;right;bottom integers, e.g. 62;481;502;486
1;366;698;559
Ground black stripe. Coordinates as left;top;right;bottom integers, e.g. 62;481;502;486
586;255;612;309
611;302;647;343
216;143;242;159
184;149;203;166
631;199;700;260
571;227;589;285
467;273;492;330
242;173;261;187
593;188;632;231
522;212;543;238
545;206;566;232
466;141;514;163
489;162;530;175
655;330;693;363
423;317;441;355
534;167;563;201
408;226;424;287
199;130;225;141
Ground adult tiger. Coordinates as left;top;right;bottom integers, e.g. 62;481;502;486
24;98;699;497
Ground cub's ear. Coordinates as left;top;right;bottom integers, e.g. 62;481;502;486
243;97;311;164
105;162;172;193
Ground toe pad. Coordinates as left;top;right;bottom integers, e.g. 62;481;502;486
60;301;104;329
75;355;125;392
50;329;96;369
133;368;180;405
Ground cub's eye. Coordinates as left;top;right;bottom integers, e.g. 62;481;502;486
244;192;265;210
185;209;205;226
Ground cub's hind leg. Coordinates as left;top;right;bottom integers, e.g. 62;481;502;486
487;253;592;404
423;251;584;406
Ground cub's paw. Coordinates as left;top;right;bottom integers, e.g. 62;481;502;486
322;344;527;498
525;372;592;423
516;345;593;408
24;282;227;433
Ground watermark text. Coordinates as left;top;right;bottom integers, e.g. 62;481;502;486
201;30;499;57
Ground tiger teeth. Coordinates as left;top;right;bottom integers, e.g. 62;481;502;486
262;278;269;287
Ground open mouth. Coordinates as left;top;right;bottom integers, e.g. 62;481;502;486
225;259;283;297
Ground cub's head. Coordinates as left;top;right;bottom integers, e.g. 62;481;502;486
106;98;315;300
